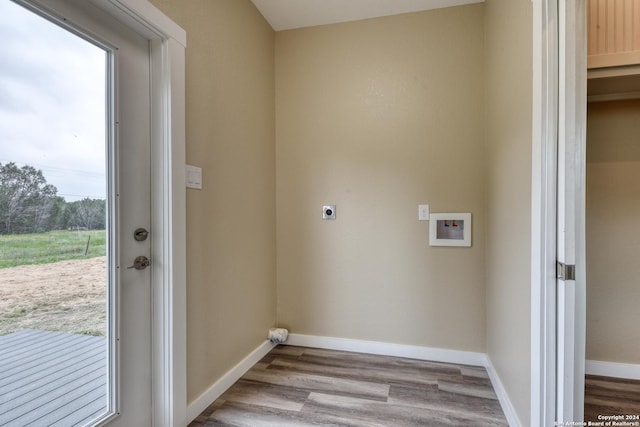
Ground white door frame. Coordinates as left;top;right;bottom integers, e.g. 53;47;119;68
531;0;587;425
531;0;559;425
89;1;187;426
556;0;587;423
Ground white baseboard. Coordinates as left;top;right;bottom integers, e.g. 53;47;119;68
484;357;523;427
284;333;486;367
586;360;640;380
186;340;276;423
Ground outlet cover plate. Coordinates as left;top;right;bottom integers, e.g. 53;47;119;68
323;205;336;220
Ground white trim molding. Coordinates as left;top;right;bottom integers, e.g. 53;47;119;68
107;0;186;45
555;0;588;423
186;341;277;423
148;36;187;427
485;358;523;427
586;361;640;381
284;334;486;366
531;0;560;425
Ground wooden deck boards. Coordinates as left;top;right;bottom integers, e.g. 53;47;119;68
190;345;508;426
0;329;107;427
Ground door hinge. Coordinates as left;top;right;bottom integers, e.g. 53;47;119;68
557;261;576;281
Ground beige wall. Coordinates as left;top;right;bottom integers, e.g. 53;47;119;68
147;0;277;403
586;100;640;364
275;5;487;351
484;0;532;424
145;0;540;419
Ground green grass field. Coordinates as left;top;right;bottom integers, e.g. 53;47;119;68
0;230;106;269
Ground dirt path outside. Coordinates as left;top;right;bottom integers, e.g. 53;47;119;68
0;257;106;336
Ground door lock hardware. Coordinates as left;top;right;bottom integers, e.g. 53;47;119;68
557;261;575;281
127;255;150;270
133;228;149;241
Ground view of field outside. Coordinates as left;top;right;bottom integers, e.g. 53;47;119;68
0;230;106;336
0;1;107;337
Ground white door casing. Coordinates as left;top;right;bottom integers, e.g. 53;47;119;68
531;0;559;424
106;2;188;425
532;0;587;425
556;0;587;423
18;0;187;425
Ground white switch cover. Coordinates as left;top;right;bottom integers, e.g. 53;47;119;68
418;204;430;221
186;165;202;190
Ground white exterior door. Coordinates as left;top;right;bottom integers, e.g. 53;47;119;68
108;9;153;427
21;0;154;425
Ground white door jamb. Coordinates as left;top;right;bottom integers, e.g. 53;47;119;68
531;0;559;425
556;0;587;422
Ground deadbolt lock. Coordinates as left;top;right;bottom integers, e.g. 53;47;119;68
133;228;149;241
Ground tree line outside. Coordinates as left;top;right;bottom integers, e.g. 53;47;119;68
0;162;105;235
0;161;107;335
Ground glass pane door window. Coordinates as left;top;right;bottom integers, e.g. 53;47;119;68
0;1;111;425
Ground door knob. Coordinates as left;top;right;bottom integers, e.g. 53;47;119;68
127;255;150;270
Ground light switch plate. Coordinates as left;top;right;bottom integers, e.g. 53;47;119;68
186;164;202;190
418;204;430;221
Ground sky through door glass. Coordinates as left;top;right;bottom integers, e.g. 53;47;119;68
0;0;106;202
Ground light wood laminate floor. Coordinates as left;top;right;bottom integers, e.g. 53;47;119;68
585;375;640;423
190;345;508;426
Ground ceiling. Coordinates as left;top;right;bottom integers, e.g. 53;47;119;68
251;0;484;31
